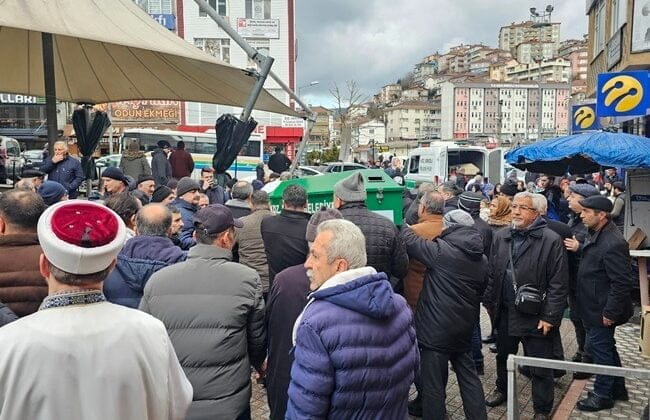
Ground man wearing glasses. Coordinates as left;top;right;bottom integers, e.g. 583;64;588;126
483;192;568;420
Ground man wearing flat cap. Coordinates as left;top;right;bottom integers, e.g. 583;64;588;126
0;200;193;419
574;195;634;412
140;204;266;420
333;172;408;290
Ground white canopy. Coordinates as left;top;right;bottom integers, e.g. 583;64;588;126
0;0;299;116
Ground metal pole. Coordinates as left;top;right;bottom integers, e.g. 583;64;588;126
506;356;519;420
42;33;58;156
538;61;543;141
240;54;274;122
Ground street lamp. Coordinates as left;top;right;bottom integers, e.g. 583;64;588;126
530;5;553;141
298;80;319;96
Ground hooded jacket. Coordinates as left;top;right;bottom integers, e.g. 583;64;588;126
483;217;569;337
402;225;487;352
118;150;152;180
104;236;186;308
286;268;418;420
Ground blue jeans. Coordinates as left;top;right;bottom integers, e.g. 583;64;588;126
585;326;625;399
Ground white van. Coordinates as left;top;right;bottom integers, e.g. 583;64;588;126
405;142;505;186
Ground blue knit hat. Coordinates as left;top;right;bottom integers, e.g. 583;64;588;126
38;181;68;206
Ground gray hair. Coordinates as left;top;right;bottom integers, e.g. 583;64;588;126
231;181;253;200
531;193;548;214
316;219;367;269
53;140;68;152
136;204;172;236
513;191;545;213
417;182;436;199
420;191;445;215
250;190;270;209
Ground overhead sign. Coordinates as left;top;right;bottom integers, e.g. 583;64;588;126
282;116;304;128
236;18;280;39
0;94;45;104
571;104;600;133
149;14;176;30
95;101;180;122
597;71;650;117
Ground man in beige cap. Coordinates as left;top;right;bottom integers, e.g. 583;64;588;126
333;171;408;290
0;200;192;420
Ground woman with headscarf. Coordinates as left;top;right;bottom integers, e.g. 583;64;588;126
487;195;512;232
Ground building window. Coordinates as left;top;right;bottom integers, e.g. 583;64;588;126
245;0;271;18
611;0;627;36
247;39;270;69
199;0;227;17
136;0;173;14
593;1;606;55
194;38;230;63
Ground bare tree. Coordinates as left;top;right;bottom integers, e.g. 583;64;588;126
330;80;366;162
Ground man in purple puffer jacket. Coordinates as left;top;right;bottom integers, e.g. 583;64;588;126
286;219;419;419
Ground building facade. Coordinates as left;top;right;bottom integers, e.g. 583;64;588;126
498;21;561;55
505;58;571;83
385;101;438;142
440;79;570;143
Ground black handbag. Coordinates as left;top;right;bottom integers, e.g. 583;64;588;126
509;246;545;316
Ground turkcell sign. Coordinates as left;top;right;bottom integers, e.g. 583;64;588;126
597;71;650;117
571;103;600;133
150;14;175;30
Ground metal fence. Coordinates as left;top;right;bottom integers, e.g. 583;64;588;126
507;355;650;419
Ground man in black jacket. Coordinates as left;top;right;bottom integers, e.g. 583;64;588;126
261;184;311;288
571;195;634;412
333;172;408;290
267;146;291;174
402;209;488;420
483;192;568;420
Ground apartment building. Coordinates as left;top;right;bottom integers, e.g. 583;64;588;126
498;21;561;55
385;101;438;142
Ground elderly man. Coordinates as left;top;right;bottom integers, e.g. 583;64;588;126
570;196;634;411
402;209;488;420
0;200;192;419
101;167;130;198
104;204;186;308
39;140;84;199
133;174;156;206
140;204;265;419
483;192;568;420
333;172;408;289
286;219;419;419
0;190;48;317
225;181;253;218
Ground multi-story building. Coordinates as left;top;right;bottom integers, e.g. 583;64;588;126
516;40;559;64
505;58;571;83
498;21;561;55
385;101;437;142
177;0;301;155
378;84;402;105
586;0;649;136
309;106;332;147
440;78;570;143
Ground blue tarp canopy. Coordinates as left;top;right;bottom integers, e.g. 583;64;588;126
505;132;650;175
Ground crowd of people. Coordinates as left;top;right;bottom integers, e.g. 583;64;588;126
0;141;646;420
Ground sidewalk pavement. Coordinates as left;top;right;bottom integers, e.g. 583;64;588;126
250;308;650;420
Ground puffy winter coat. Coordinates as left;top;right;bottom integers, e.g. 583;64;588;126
104;236;186;308
0;234;47;317
338;202;409;287
151;149;171;186
483;218;569;337
286;269;418;420
576;221;634;328
402;225;487;352
118;151;151;180
40;155;84;198
140;244;266;419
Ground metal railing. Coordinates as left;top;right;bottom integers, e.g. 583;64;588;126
507;355;650;419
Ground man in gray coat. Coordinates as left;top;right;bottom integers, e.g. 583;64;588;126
140;204;266;420
236;190;273;300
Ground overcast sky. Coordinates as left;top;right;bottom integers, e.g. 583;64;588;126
294;0;587;108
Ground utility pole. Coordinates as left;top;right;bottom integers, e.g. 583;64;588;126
530;4;554;141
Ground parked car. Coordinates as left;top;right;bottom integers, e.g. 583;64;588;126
318;162;367;173
94;154;122;179
0;136;25;183
22;149;45;171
